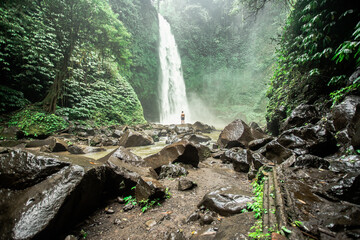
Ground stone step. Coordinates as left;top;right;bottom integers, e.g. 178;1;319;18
262;167;304;239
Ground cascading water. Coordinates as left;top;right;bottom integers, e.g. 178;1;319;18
158;14;190;124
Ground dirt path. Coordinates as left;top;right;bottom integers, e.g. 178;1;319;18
72;157;252;240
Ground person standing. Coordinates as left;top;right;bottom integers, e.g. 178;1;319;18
181;111;185;124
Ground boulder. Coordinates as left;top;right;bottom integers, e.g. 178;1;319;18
294;154;330;169
248;137;273;151
112;130;123;138
197;186;253;216
175;125;193;134
250;122;264;133
326;173;360;204
259;140;293;164
332;95;360;131
221;148;252;173
329;155;360;173
26;137;55;148
0;148;138;240
217;119;267;148
349;105;360;148
186;134;211;144
119;129;154;147
102;147;158;180
193;121;213;133
68;145;106;154
135;176;165;202
278;124;338;157
214;212;256;240
0;149;69;189
281;104;320;131
178;177;197;191
158;164;188;179
144;141;200;172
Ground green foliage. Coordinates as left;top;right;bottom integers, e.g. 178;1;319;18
110;0;160;121
266;0;360;133
0;0;145;126
8;108;68;136
0;85;30;113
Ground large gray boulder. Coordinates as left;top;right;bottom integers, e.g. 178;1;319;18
0;148;138;240
281;104;320;131
118;129;154;147
197;186;253;216
217;119;267;148
144;141;200;172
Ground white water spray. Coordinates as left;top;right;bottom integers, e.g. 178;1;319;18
158;14;190;124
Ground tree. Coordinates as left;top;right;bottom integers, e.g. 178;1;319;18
40;0;131;113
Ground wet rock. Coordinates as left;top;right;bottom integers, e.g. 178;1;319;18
166;134;180;145
119;129;154;147
159;163;188;179
250;151;271;170
213;212;255;240
294;154;330;169
217;119;267;148
332;95;360;131
103;147;158;180
90;135;104;146
68;145;106;154
105;207;115;214
248;137;273;151
198;186;253;216
111;146;145;167
178;177;197;191
26;137;55;148
123;203;134;211
186;211;200;223
259;140;293;164
167;232;186;240
117;197;125;204
200;214;214;225
175;125;193;134
221;148;252;173
64;235;77;240
276;164;360;238
349;105;360;148
250;122;264;133
112;130;123;138
281;124;338;157
144;141;200;172
135;177;165;202
186;134;211;144
281;104;320;131
329;155;360;173
0;149;69;189
193;121;214;133
326;173;360;204
145;219;157;228
114;219;122;225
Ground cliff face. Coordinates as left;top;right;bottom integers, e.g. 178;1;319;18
110;0;161;122
266;0;360;135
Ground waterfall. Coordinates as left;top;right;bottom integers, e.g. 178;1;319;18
158;14;190;124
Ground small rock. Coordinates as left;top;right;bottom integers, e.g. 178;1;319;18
145;219;157;228
201;214;214;225
105;207;115;214
117;196;125;203
123;203;134;211
186;212;200;223
114;219;121;225
178;177;197;191
167;232;186;240
64;235;77;240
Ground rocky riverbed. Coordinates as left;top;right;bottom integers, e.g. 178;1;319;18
1;96;360;240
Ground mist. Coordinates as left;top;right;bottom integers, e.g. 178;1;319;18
155;0;288;127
